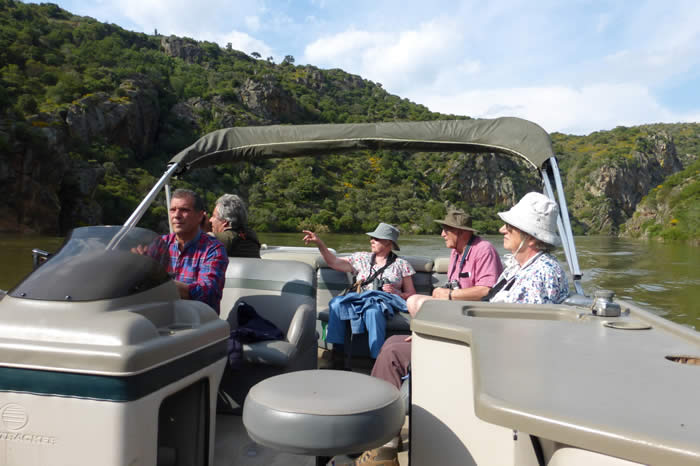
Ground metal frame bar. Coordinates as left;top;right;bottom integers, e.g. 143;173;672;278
541;157;584;295
107;163;180;250
165;183;173;234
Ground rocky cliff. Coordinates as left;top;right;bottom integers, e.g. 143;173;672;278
0;116;70;233
558;131;687;235
441;153;540;207
1;74;694;236
622;155;700;242
1;77;161;234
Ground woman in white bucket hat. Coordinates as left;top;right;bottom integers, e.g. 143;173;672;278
488;192;569;304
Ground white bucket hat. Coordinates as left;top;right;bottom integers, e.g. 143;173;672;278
366;223;400;250
498;192;561;246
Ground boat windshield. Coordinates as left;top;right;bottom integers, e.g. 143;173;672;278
9;226;172;302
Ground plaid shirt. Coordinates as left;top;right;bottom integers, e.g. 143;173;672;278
148;231;228;313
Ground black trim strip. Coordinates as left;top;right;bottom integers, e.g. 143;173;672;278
0;341;227;402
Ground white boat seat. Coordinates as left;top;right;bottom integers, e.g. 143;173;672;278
243;370;405;457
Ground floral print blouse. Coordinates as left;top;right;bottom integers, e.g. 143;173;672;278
345;252;415;292
490;252;569;304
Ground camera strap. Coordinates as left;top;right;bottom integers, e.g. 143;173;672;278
449;236;475;283
362;252;397;288
481;275;514;301
481;252;543;301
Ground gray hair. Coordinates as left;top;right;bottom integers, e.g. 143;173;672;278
532;237;555;253
510;224;555;253
172;188;205;212
215;194;248;230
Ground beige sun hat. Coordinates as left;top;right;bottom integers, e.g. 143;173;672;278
434;209;478;233
366;223;400;250
497;192;561;246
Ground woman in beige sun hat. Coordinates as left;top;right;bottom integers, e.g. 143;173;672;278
489;192;569;304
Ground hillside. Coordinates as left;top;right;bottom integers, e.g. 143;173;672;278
1;1;698;242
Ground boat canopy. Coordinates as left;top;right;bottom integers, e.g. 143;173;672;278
133;115;581;293
168;117;554;172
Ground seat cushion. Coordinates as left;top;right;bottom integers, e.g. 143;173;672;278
243;370;405;456
243;340;297;366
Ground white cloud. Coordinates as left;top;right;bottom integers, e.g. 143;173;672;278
101;0;264;38
91;0;276;56
304;29;380;63
304;18;465;90
415;83;683;135
456;60;481;76
244;16;260;32
214;30;274;58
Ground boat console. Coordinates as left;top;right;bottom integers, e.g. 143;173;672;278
0;226;229;466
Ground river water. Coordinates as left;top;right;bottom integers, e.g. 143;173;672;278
1;232;698;330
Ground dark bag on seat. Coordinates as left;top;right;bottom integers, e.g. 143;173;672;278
218;301;285;414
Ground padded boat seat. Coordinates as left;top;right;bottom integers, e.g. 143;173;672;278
220;257;317;372
217;258;318;411
243;370;405;456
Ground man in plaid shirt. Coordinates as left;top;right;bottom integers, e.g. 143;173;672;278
147;189;229;314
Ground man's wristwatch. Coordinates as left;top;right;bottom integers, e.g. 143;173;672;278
448;289;453;300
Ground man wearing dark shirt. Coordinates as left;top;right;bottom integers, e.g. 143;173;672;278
210;194;261;258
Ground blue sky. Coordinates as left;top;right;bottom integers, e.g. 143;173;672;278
28;0;700;135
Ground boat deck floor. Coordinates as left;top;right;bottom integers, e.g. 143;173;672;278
213;350;409;466
214;414;409;465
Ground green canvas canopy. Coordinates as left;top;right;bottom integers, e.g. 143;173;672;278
168;117;554;172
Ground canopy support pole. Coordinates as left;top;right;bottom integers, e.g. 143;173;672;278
541;157;584;296
107;163;180;250
165;183;173;234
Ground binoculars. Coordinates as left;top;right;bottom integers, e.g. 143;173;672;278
373;277;391;290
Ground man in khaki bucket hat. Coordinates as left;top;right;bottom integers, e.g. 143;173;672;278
405;208;504;316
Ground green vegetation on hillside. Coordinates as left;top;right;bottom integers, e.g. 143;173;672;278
625;159;700;242
1;1;699;242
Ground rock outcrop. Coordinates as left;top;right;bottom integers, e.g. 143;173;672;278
65;78;160;159
58;159;105;232
0;116;71;233
239;77;305;123
171;95;257;131
161;36;203;64
441;153;541;206
570;132;684;234
0;77;159;234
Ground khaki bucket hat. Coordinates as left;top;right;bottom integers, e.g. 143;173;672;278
435;209;478;233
